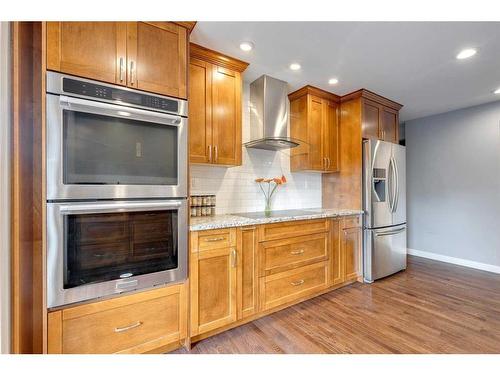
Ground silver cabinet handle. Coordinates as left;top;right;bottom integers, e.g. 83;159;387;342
130;60;135;85
231;249;237;268
204;236;226;242
290;249;305;255
114;321;142;333
208;145;212;163
323;157;326;170
327;157;331;169
290;279;305;286
119;57;125;82
214;145;218;163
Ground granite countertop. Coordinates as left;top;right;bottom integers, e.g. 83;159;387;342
189;208;364;231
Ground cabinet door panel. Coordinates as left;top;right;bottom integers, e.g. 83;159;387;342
308;96;324;170
190;248;237;335
362;99;380;139
323;100;339;172
189;58;212;164
212;66;242;166
47;22;127;85
127;22;187;98
331;219;344;285
237;227;258;319
343;226;362;281
381;107;398;143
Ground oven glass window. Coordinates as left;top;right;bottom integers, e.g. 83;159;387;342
63;110;178;185
64;210;178;288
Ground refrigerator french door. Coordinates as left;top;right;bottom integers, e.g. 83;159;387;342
363;139;406;282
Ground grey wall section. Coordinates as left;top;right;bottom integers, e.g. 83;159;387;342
0;21;11;354
406;100;500;267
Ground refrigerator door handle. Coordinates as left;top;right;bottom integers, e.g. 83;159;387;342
388;157;395;212
375;227;406;237
393;156;399;213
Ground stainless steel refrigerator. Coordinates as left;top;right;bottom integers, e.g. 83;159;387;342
363;139;407;283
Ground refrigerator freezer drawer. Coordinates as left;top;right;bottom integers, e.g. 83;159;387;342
364;224;407;282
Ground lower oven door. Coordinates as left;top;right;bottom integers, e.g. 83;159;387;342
47;199;188;308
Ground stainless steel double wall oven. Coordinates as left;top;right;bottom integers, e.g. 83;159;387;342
46;72;188;308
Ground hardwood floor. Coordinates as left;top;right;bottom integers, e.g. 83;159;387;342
175;256;500;353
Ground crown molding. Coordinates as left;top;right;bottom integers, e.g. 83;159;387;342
190;43;249;73
288;85;340;103
341;89;403;110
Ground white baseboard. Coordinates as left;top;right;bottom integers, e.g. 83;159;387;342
407;248;500;274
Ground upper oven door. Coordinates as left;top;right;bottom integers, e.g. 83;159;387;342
46;93;188;200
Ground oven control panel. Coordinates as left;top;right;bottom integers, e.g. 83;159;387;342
62;77;179;113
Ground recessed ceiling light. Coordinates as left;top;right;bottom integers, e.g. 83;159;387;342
239;41;254;52
289;63;301;71
456;48;477;60
494;87;500;95
328;78;339;85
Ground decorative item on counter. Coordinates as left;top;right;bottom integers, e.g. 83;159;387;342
255;175;287;216
190;194;216;217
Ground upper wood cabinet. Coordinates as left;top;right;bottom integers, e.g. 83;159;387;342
46;22;189;98
344;89;403;144
289;86;340;173
189;44;248;167
126;22;187;98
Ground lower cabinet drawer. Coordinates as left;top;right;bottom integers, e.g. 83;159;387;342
259;261;329;311
260;232;328;275
48;283;187;354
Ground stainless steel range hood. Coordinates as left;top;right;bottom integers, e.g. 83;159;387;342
245;75;299;151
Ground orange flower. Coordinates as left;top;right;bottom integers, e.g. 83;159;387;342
273;178;282;185
281;175;287;184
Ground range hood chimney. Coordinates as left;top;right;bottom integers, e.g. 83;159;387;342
245;75;299;151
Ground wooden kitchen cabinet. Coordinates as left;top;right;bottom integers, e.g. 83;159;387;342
289;86;340;172
330;216;362;285
46;22;190;98
189;43;248;166
190;228;238;335
126;22;187;98
47;22;127;86
47;283;188;354
357;90;402;144
237;227;259;319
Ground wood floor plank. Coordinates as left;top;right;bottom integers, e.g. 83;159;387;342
174;256;500;354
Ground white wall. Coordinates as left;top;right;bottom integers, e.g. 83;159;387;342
190;83;322;214
0;21;11;354
406;100;500;272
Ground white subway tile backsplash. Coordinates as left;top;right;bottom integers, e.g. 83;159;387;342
190;83;322;215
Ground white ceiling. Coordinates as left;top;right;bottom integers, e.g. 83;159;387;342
191;22;500;122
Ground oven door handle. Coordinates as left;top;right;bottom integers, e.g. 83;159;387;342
59;200;183;215
59;95;183;126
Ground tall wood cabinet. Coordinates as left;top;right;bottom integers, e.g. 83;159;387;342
288;86;340;173
189;44;248;166
322;89;403;210
46;22;190;98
